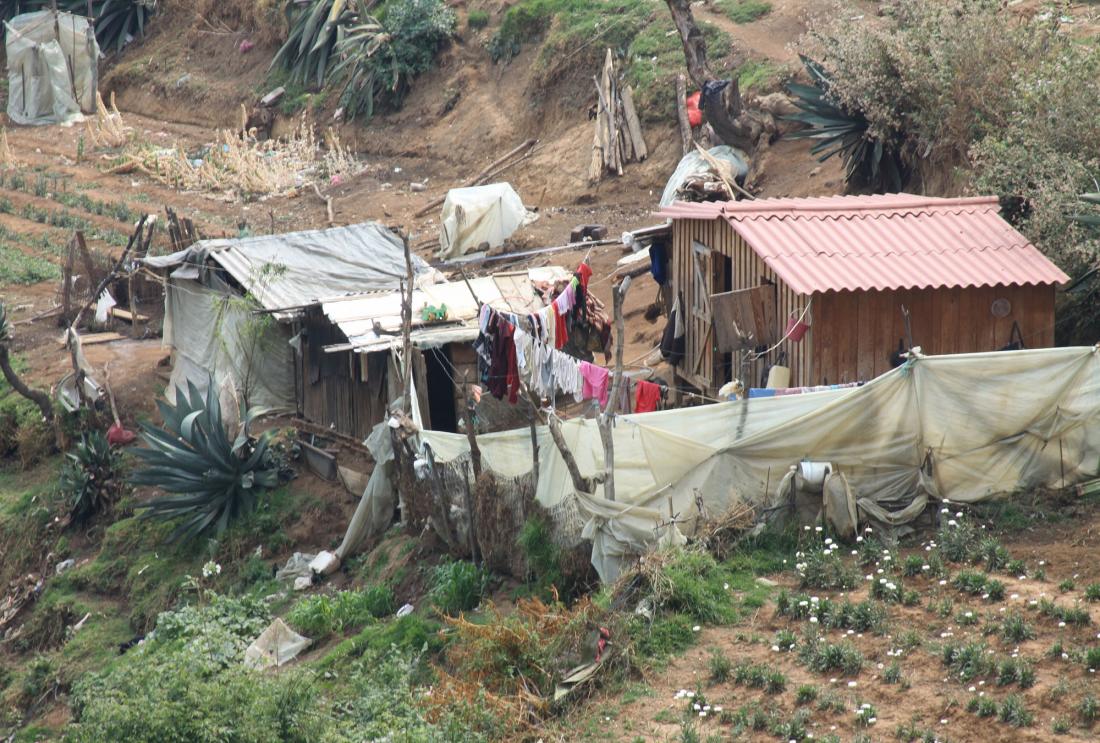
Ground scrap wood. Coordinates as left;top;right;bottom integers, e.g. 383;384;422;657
109;307;150;323
413;138;538;217
589;49;648;184
694;142;755;201
311;183;335;226
57;332;125;347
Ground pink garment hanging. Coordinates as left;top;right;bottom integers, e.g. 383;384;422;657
554;283;576;314
579;361;610;407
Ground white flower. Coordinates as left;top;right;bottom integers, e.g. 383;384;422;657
922;565;930;571
694;703;701;710
815;526;823;532
692;625;701;632
848;681;858;687
856;536;864;543
201;561;221;578
810;616;819;623
947;520;958;527
825;538;833;545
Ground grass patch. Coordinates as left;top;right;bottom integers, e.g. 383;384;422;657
286;586;396;638
467;9;490;29
428;559;489;615
715;0;771;24
797;631;863;675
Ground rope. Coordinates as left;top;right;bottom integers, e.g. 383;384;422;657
749;297;813;362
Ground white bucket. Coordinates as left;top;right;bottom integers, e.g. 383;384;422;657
766;364;791;389
799;460;832;488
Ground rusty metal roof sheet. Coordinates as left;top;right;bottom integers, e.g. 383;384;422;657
655;194;1070;295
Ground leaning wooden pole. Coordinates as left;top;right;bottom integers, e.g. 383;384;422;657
399;233;414;416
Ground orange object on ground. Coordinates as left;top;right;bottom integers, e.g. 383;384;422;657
686;91;702;127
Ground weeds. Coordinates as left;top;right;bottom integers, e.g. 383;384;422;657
998;694;1034;727
1086;583;1100;602
794;541;858;590
883;661;902;684
995;657;1035;689
1080;694;1099;725
795;684;817;704
1001;612;1035;643
942;641;993;681
429;560;489;615
715;0;771;24
797;631;863;675
708;649;732;683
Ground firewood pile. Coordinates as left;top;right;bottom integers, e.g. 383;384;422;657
588;49;648;184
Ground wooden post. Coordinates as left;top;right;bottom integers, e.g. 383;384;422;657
676;74;692;156
461;460;480;565
462;371;482;479
597;276;632;502
399;233;414;415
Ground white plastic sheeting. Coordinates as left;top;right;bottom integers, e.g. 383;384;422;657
244;618;311;669
417;347;1100;581
6;11;98;126
659;145;750;206
438;183;528;260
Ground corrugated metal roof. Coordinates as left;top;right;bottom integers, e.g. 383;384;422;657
655;194;1070;295
145;222;431;319
322;267;569;354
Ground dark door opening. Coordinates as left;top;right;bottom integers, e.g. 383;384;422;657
424;347;459;433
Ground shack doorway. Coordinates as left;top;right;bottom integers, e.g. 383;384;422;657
424;347;458;433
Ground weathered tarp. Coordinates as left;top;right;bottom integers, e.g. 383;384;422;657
6;11;98;126
162;278;295;411
438;183;528;260
416;346;1100;581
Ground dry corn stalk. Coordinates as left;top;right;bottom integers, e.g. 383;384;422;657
107;117;362;200
85;92;130;149
0;129;13;169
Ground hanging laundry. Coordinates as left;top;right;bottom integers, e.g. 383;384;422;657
649;238;669;286
660;293;685;365
635;380;661;413
579;361;610;406
553;304;569;350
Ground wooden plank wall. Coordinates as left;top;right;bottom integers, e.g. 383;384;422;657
811;284;1056;385
299;308;388;440
671;219;810;394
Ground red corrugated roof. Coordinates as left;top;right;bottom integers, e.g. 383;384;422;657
655;194;1070;295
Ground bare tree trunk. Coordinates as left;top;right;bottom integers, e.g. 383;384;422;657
0;347;53;423
598;277;631;502
664;0;766;154
675;74;693;156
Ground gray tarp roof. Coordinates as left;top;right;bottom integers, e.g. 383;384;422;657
144;222;431;319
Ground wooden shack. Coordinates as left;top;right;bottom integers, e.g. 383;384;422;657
296;269;568;439
657;194;1069;396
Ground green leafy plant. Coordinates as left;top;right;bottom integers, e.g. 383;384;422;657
271;0;353;86
797;631;863;675
428;559;489;615
708;649;732;683
795;684;817;704
60;430;122;524
131;380;283;542
332;0;456;120
786;55;905;191
1080;694;1099;725
467;8;490;29
998;694;1033;727
1001;612;1035;643
287;586;394;637
942;641;993;681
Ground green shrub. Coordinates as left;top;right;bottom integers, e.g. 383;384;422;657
334;0;456;119
883;661;902;684
1060;578;1076;593
659;549;738;624
429;559;489;615
775;629;797;651
287;586;396;638
1085;647;1100;671
952;570;988;595
795;684;817;704
1053;716;1071;734
1086;583;1100;602
632;613;696;659
902;554;925;577
995;658;1034;688
938;515;981;563
467;9;490;29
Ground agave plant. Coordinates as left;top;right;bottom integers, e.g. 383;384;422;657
785;55;906;192
272;0;357;86
61;430;121;524
131;380;282;543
